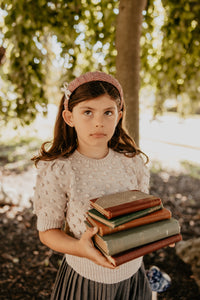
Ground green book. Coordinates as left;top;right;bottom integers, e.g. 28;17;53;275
88;204;163;228
93;218;180;256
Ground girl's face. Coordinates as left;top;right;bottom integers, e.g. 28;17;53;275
63;95;122;157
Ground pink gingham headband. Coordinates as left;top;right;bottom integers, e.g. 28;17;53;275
61;71;124;110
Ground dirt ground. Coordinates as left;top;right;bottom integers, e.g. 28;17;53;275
0;169;200;300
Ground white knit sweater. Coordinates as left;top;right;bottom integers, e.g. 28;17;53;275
33;149;150;284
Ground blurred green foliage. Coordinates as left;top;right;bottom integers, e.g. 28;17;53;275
0;0;199;125
0;0;118;125
0;0;80;124
142;0;200;116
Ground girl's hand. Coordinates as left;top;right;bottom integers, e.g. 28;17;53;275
78;227;116;269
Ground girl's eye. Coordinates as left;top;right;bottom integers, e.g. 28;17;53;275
84;110;92;116
105;111;113;116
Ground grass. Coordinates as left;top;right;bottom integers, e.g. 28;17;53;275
180;161;200;180
150;160;164;174
0;116;53;172
150;158;200;180
0;135;43;172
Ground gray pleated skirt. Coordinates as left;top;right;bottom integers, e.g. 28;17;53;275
50;257;152;300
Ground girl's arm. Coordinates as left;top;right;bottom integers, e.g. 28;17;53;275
39;227;115;269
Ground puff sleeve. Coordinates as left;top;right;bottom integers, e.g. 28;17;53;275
134;155;150;193
33;160;68;231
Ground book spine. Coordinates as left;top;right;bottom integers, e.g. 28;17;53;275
108;234;182;266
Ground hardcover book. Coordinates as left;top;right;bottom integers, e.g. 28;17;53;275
93;218;180;256
99;234;182;266
87;208;171;236
88;204;163;229
90;190;162;219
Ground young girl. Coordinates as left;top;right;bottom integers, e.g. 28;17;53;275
33;71;152;300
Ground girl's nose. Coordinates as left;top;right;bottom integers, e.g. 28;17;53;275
95;115;104;127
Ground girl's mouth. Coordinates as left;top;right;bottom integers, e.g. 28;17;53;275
90;133;106;138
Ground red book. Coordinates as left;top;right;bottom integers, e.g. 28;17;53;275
90;190;161;219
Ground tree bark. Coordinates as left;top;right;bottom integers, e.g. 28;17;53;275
116;0;147;146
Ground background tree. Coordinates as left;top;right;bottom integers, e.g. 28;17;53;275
116;0;147;143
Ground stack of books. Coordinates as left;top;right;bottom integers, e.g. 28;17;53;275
85;190;182;266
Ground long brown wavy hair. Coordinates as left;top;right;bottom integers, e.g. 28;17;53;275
32;81;148;165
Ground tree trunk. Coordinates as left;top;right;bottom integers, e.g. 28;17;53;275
116;0;147;146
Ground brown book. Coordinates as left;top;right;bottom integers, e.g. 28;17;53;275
90;190;162;219
87;208;171;236
101;234;182;266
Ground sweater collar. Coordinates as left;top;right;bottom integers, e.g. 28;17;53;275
71;148;115;166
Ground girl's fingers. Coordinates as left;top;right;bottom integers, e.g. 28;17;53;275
81;227;98;240
80;228;116;268
97;259;116;269
91;248;116;269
